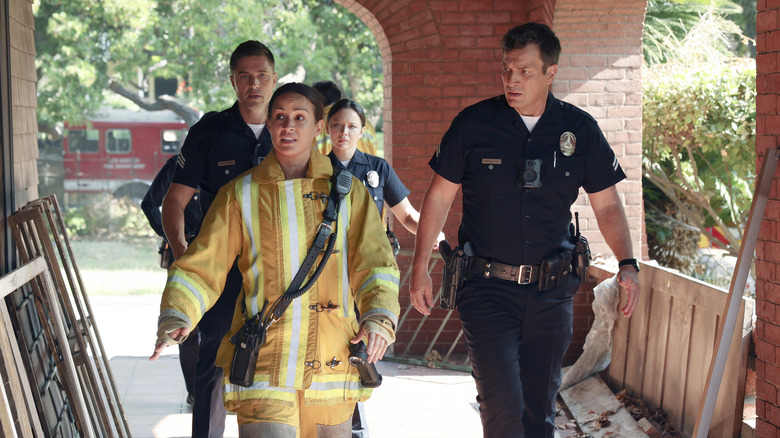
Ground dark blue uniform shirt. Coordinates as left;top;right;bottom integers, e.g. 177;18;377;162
173;102;272;217
328;149;410;217
430;92;625;266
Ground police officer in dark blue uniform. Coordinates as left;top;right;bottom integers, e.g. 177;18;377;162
160;40;277;438
326;99;445;243
326;99;444;438
410;23;641;438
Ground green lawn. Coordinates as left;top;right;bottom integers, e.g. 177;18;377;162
71;237;161;270
71;237;168;295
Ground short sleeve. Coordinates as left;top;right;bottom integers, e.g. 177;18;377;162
379;160;410;208
172;123;208;189
582;124;626;193
428;113;468;184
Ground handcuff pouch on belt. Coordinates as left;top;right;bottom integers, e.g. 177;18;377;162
539;250;573;292
228;168;351;387
438;240;470;310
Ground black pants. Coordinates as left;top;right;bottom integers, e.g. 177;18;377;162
192;262;242;438
351;401;368;437
179;326;199;397
458;274;578;438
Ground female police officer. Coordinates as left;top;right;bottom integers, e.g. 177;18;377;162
326;99;444;245
152;83;400;437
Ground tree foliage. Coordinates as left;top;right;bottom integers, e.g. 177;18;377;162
643;0;749;66
643;59;756;257
33;0;383;133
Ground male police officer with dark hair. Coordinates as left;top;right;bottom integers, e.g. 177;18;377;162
410;22;641;437
160;40;277;438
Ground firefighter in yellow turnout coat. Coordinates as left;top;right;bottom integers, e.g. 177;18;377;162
153;83;400;437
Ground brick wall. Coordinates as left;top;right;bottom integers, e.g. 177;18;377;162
551;0;647;364
552;0;647;261
9;0;38;209
339;0;646;359
756;0;780;435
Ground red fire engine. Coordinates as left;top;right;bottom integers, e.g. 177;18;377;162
62;108;187;203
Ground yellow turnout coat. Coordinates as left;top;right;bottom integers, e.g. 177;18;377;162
159;150;400;410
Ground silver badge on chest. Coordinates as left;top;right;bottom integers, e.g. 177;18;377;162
366;170;379;188
559;132;576;157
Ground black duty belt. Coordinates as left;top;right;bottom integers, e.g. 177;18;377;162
470;256;540;285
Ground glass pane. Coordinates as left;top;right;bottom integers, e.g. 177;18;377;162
67;129;99;153
161;129;186;154
106;129;132;154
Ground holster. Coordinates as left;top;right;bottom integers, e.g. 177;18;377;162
439;241;468;310
538;250;573;292
571;235;591;281
158;240;174;269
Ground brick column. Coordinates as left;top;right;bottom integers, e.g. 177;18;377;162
755;0;780;435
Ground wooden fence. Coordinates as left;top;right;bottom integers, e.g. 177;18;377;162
595;262;753;438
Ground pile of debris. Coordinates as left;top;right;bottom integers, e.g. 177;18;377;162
616;390;680;437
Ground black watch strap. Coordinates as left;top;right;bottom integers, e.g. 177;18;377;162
618;258;640;272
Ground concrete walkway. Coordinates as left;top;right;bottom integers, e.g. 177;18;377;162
95;294;579;437
93;295;483;438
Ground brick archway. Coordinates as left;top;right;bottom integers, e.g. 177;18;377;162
334;0;647;359
335;0;645;258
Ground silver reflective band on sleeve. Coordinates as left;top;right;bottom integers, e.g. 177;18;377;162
357;272;400;294
169;275;207;316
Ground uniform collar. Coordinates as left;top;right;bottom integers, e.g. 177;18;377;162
495;92;558;131
227;101;256;135
328;148;369;170
253;149;333;183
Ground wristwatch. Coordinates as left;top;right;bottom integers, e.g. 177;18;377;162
618;258;640;272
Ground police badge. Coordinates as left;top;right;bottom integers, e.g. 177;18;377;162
366;170;379;188
559;132;576;156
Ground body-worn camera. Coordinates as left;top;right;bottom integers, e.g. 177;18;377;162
348;341;383;388
519;158;543;188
